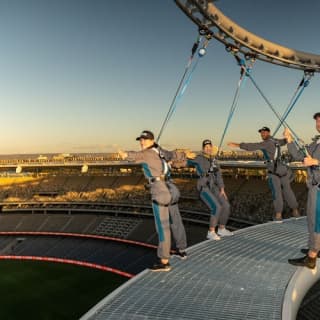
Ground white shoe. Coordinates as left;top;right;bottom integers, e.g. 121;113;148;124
217;228;234;237
207;230;221;241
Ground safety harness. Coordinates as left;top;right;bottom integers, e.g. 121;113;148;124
307;140;320;185
149;145;179;206
198;155;220;193
206;156;219;176
265;138;288;177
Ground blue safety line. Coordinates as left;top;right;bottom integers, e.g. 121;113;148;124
247;73;304;149
164;58;200;126
272;76;306;136
273;77;311;137
217;65;250;155
156;36;204;143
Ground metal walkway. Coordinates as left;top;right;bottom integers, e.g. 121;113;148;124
81;218;319;320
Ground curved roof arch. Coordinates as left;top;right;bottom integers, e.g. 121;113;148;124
175;0;320;71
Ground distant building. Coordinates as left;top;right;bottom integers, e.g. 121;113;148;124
37;155;48;161
53;153;73;161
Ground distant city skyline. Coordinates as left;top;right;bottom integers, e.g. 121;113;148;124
0;0;319;154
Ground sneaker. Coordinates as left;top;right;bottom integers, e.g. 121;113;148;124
217;228;234;237
292;209;301;218
150;261;171;272
300;248;320;257
273;216;283;223
172;250;188;260
288;255;316;269
206;230;221;241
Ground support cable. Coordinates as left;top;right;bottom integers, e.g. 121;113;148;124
247;73;309;155
156;31;212;143
273;71;313;136
217;50;255;157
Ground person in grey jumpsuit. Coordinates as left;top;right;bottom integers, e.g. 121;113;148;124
119;130;188;271
285;113;320;269
186;139;233;240
228;126;299;222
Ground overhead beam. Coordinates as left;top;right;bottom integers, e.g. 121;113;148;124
175;0;320;71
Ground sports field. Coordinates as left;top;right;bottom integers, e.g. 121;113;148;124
0;260;126;319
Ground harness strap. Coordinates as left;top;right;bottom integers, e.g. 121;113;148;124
148;175;167;184
152;147;169;175
152;200;169;207
269;138;284;175
267;170;287;178
207;157;219;175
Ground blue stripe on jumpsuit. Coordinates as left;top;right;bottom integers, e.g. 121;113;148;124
187;159;203;176
268;178;276;200
201;191;217;216
315;189;320;233
261;149;270;161
152;201;165;241
142;162;165;242
141;163;152;178
188;159;217;215
262;148;276;201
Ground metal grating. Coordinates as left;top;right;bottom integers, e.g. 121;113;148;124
82;218;309;320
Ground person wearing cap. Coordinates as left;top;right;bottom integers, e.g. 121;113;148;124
118;130;190;272
185;139;233;240
284;113;320;269
228;126;299;222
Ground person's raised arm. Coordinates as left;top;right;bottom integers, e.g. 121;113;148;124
227;142;240;148
283;128;305;162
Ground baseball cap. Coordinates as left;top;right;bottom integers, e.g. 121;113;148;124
258;126;270;133
202;139;212;148
136;130;155;141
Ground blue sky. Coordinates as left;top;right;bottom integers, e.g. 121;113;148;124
0;0;319;153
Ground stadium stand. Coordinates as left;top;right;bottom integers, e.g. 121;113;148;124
3;234;157;275
93;216;142;238
85;176;117;190
0;166;316;319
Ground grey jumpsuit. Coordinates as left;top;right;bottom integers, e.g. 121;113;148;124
240;138;298;214
127;146;187;260
288;139;320;252
187;154;230;228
